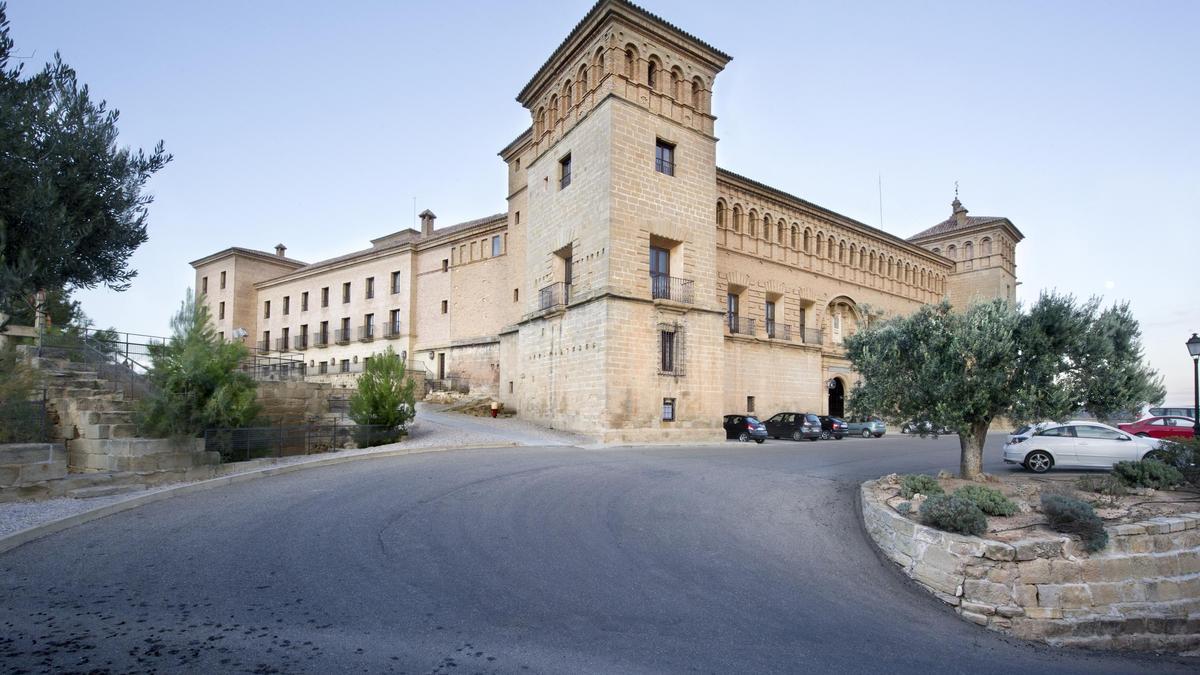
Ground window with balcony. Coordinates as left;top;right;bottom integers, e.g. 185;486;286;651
655;139;675;176
388;309;401;338
318;361;328;375
559;153;572;189
340;359;350;373
261;330;270;352
361;313;374;341
765;300;777;338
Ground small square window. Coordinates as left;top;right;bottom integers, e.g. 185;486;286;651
655;139;675;176
662;398;676;422
559;153;572;189
441;300;448;314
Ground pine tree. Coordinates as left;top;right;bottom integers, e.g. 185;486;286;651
348;346;416;447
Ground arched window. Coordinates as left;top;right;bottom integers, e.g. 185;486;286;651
762;213;771;241
578;64;589;95
624;46;637;79
887;258;894;277
839;241;846;263
931;247;940;255
716;200;726;228
732;205;742;233
920;269;927;288
964;241;974;260
777;220;785;244
535;107;546;136
803;228;812;252
869;251;876;272
691;77;703;109
816;233;824;256
671;67;684;99
647;57;660;90
981;237;992;256
947;244;957;260
849;245;857;267
747;210;758;238
594;47;606;75
827;238;835;259
549;95;559;127
790;225;798;249
562;81;572;115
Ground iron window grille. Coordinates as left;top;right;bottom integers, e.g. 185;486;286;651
655;139;675;176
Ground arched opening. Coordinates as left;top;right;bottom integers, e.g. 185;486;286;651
624;45;638;79
647;56;660;90
562;80;573;115
747;209;758;238
762;213;772;242
803;228;811;252
549;95;559;127
790;225;798;249
671;67;684;99
777;219;785;245
828;377;846;418
535;107;546;137
716;200;726;228
732;205;742;233
691;77;703;109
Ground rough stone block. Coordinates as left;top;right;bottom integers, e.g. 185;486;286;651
0;465;20;486
961;601;996;616
960;610;989;625
1018;558;1052;584
1037;584;1091;609
912;562;962;597
963;579;1013;605
1024;607;1064;620
986;566;1016;584
996;605;1026;618
983;542;1016;561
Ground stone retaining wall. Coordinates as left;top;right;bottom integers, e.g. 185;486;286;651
861;479;1200;651
0;444;67;488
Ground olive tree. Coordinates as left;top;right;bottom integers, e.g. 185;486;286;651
844;294;1163;479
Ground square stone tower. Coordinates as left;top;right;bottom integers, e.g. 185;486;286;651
908;198;1025;307
505;0;731;442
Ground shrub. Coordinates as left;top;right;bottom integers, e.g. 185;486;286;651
1155;438;1200;488
953;484;1018;517
1040;493;1108;552
920;494;987;536
1111;459;1184;490
139;290;260;437
348;346;416;448
1076;474;1128;496
899;474;944;499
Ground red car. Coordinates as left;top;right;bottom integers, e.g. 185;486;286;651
1117;416;1196;440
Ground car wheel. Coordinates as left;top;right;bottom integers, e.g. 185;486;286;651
755;439;764;444
1024;450;1053;474
792;431;803;442
1144;450;1167;463
1136;432;1150;438
835;435;844;440
819;430;830;440
738;432;751;442
874;433;883;439
861;429;872;439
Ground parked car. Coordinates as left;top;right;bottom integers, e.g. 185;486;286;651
762;412;822;441
1003;421;1164;473
845;416;887;438
1117;416;1197;440
724;414;767;443
901;421;951;436
818;416;848;440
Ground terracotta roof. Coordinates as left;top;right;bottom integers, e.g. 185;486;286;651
516;0;731;105
907;215;1008;241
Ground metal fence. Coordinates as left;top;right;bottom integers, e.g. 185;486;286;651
0;391;49;443
650;274;695;304
203;423;401;463
38;329;159;400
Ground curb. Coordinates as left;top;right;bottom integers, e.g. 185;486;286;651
0;441;518;556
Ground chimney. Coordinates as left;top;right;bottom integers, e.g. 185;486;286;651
951;198;968;227
274;243;287;257
419;209;436;236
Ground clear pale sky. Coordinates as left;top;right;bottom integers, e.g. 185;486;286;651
8;1;1199;403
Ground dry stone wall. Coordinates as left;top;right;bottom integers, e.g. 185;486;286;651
861;479;1200;651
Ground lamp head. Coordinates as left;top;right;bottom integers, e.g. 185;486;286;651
1188;333;1200;359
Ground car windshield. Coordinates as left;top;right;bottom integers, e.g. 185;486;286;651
745;417;761;425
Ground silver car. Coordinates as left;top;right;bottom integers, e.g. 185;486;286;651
845;416;887;438
1003;421;1164;473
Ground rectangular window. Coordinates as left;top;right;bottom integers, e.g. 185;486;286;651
655;139;675;176
201;276;208;294
364;313;374;338
321;287;329;307
280;326;289;349
220;271;226;289
319;361;328;375
218;331;224;341
365;277;374;299
509;381;514;394
746;396;755;413
299;324;307;348
662;398;676;422
727;293;739;332
391;271;402;293
389;309;401;336
319;321;329;344
262;330;270;351
340;359;350;373
442;259;449;272
301;291;309;311
342;282;351;303
264;300;271;318
492;235;501;257
559;153;572;189
441;300;448;314
283;296;290;315
515;211;520;225
765;300;776;338
660;330;676;373
513;288;519;302
219;301;225;320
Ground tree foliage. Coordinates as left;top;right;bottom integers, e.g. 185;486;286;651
349;346;416;447
139;290;259;437
844;294;1163;478
0;3;170;314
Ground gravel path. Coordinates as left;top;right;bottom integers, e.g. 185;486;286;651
0;403;578;541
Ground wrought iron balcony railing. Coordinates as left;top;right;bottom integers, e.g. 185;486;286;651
293;334;309;350
797;327;824;345
650;273;694;304
334;329;351;345
312;332;329;348
539;282;570;312
766;321;791;341
383;322;402;339
358;325;375;342
727;315;755;336
275;337;290;352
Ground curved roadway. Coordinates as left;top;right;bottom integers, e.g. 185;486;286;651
1;438;1190;673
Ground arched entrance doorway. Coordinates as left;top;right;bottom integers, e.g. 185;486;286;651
827;377;845;418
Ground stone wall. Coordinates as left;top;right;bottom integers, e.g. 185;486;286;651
0;444;67;488
861;479;1200;651
255;380;336;424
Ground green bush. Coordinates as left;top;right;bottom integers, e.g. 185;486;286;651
1111;459;1184;490
953;484;1018;517
899;474;944;499
1155;438;1200;488
348;346;416;448
139;290;260;437
920;494;987;536
1076;474;1128;496
1040;493;1108;552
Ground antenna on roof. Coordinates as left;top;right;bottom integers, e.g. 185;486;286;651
955;180;959;199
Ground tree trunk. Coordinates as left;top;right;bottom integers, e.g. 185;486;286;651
959;419;992;479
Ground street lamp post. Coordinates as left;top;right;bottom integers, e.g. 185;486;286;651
1188;333;1200;439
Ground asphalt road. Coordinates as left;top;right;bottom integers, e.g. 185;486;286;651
0;433;1191;674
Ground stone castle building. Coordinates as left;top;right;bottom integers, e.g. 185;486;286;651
191;0;1023;443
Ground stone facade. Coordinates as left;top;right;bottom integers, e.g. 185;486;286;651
861;479;1200;651
190;0;1023;441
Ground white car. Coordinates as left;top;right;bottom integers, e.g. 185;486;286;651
1003;420;1165;473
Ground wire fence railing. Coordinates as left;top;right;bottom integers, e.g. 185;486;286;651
203;423;402;463
0;390;49;443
